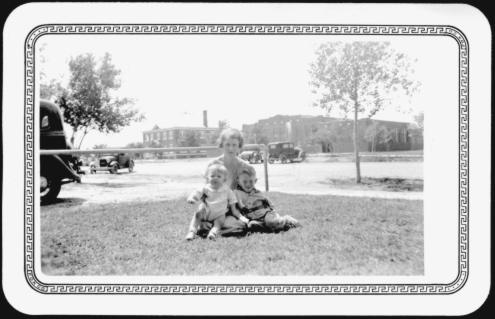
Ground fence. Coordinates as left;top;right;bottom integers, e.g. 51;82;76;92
40;145;271;191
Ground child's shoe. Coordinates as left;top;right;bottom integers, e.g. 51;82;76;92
284;216;301;228
207;230;218;240
185;231;196;241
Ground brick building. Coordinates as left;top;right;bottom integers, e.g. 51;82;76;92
142;110;219;147
142;126;218;147
242;115;423;153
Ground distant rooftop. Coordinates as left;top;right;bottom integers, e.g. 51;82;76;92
244;114;414;126
143;126;218;133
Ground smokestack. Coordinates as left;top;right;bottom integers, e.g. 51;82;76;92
203;110;208;128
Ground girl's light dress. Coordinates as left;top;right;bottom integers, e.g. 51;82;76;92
197;155;254;236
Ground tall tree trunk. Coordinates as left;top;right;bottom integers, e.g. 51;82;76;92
70;129;77;147
77;130;88;149
353;102;361;183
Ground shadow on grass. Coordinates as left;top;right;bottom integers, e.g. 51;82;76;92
83;182;147;188
87;171;134;176
319;177;423;192
41;197;86;207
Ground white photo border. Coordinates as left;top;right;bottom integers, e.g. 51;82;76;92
25;24;469;295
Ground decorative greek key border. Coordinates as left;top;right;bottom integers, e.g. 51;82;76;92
25;24;469;294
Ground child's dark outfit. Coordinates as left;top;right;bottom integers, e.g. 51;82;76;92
234;186;299;231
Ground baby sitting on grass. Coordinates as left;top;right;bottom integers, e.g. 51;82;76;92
186;164;249;240
235;168;300;232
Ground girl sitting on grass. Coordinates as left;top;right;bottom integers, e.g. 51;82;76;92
185;164;249;240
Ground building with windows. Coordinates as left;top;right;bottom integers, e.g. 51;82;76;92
242;114;423;153
142;125;218;147
142;110;219;147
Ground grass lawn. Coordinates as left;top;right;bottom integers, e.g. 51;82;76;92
41;193;423;276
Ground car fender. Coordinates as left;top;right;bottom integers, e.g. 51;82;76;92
109;160;119;168
41;154;81;182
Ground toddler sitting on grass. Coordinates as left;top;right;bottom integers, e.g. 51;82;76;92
186;164;249;240
235;168;300;232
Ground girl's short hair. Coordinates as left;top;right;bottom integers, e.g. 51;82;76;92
217;128;244;149
205;164;228;179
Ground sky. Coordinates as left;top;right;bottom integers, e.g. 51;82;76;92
37;34;458;148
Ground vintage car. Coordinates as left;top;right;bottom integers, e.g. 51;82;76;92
267;142;306;164
90;153;134;174
239;150;263;164
239;144;264;164
40;99;81;203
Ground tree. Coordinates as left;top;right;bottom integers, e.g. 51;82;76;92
43;53;144;149
93;144;108;149
208;120;231;145
125;141;145;159
218;120;230;130
125;142;145;148
311;129;335;153
309;42;417;182
364;122;394;152
251;125;269;145
40;80;64;101
364;122;380;152
256;134;269;145
414;111;424;130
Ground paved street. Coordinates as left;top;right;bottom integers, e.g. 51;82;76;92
48;157;423;206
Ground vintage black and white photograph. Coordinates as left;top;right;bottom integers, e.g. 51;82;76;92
37;32;430;277
2;2;491;316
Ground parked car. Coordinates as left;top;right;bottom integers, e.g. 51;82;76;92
40;99;81;203
90;153;134;174
267;142;306;164
239;150;263;164
240;144;264;164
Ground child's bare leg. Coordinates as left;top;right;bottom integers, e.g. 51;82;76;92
185;213;201;240
207;215;226;240
187;212;201;231
186;205;206;240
